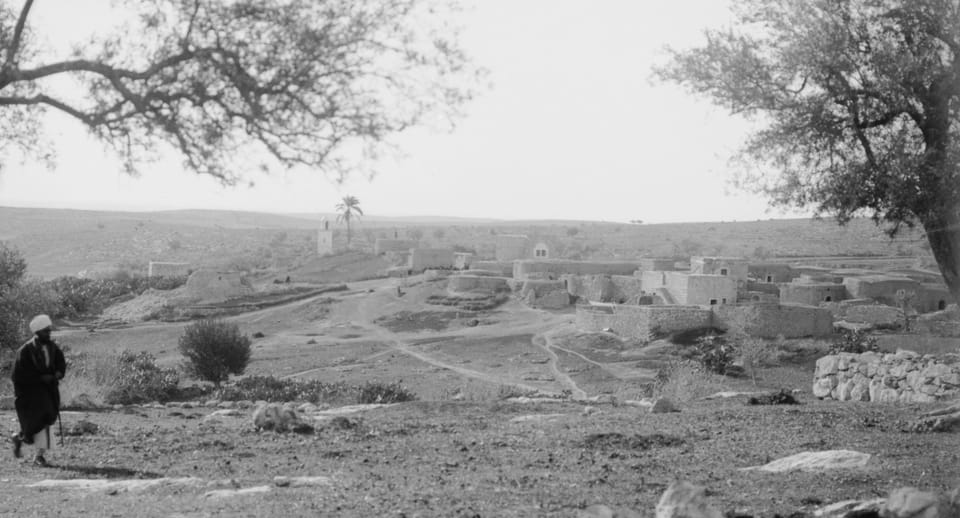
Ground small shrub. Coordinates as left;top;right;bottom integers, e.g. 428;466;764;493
738;337;775;386
104;351;180;405
497;384;537;400
693;334;737;375
179;319;252;387
219;375;353;404
649;360;729;403
829;330;880;354
357;381;417;404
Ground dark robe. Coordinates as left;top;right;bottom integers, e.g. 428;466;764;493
11;336;66;443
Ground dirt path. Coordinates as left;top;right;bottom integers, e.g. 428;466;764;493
532;330;588;400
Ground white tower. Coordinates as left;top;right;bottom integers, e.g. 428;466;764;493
317;218;333;255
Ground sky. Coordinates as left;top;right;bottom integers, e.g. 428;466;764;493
0;0;807;224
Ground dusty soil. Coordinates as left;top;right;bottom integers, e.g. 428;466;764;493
2;275;959;517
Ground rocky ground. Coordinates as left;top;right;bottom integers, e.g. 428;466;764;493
1;395;958;517
1;275;958;517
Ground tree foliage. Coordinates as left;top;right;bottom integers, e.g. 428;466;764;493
0;0;479;182
657;0;960;301
335;195;363;245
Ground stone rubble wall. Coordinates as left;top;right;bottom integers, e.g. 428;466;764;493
520;280;571;309
513;260;643;280
813;350;960;403
469;261;515;277
447;275;510;292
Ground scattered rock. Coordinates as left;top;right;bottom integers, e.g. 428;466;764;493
64;394;101;410
272;476;332;488
578;504;643;518
204;485;272;498
26;477;201;494
741;450;872;473
252;403;314;433
510;413;566;423
882;487;945;518
655;481;723;518
203;409;244;424
650;397;680;414
64;420;99;436
252;332;265;338
746;389;799;406
813;498;885;517
907;403;960;433
703;391;769;400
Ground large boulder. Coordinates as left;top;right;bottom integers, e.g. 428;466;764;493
655;481;722;518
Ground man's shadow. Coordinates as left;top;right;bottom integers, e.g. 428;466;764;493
52;464;163;479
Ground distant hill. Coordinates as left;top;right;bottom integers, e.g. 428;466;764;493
0;206;933;279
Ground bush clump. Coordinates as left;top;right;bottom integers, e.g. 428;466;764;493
219;376;353;404
179;319;251;387
104;351;180;405
692;334;737;375
829;330;880;354
357;381;417;404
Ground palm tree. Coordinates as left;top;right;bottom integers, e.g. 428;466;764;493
335;195;363;246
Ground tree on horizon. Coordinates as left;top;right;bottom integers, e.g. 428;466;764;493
657;0;960;304
336;195;363;246
0;0;479;183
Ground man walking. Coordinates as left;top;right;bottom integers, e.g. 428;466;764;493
10;315;66;467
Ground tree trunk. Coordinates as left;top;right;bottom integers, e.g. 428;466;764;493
922;210;960;307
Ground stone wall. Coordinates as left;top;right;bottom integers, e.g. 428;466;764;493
916;305;960;337
813;350;960;403
453;252;474;270
780;282;848;306
148;261;190;278
374;239;418;255
513;260;643;280
448;275;510;292
713;303;834;338
470;261;515;277
409;248;454;271
384;251;412;268
520;280;571;309
574;304;713;341
564;275;613;302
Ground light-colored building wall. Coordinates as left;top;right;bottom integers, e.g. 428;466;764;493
409;248;454;271
690;256;749;283
780;282;848;305
843;275;921;306
748;263;796;283
684;274;737;305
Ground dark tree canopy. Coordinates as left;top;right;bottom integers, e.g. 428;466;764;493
0;0;479;182
657;0;960;302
